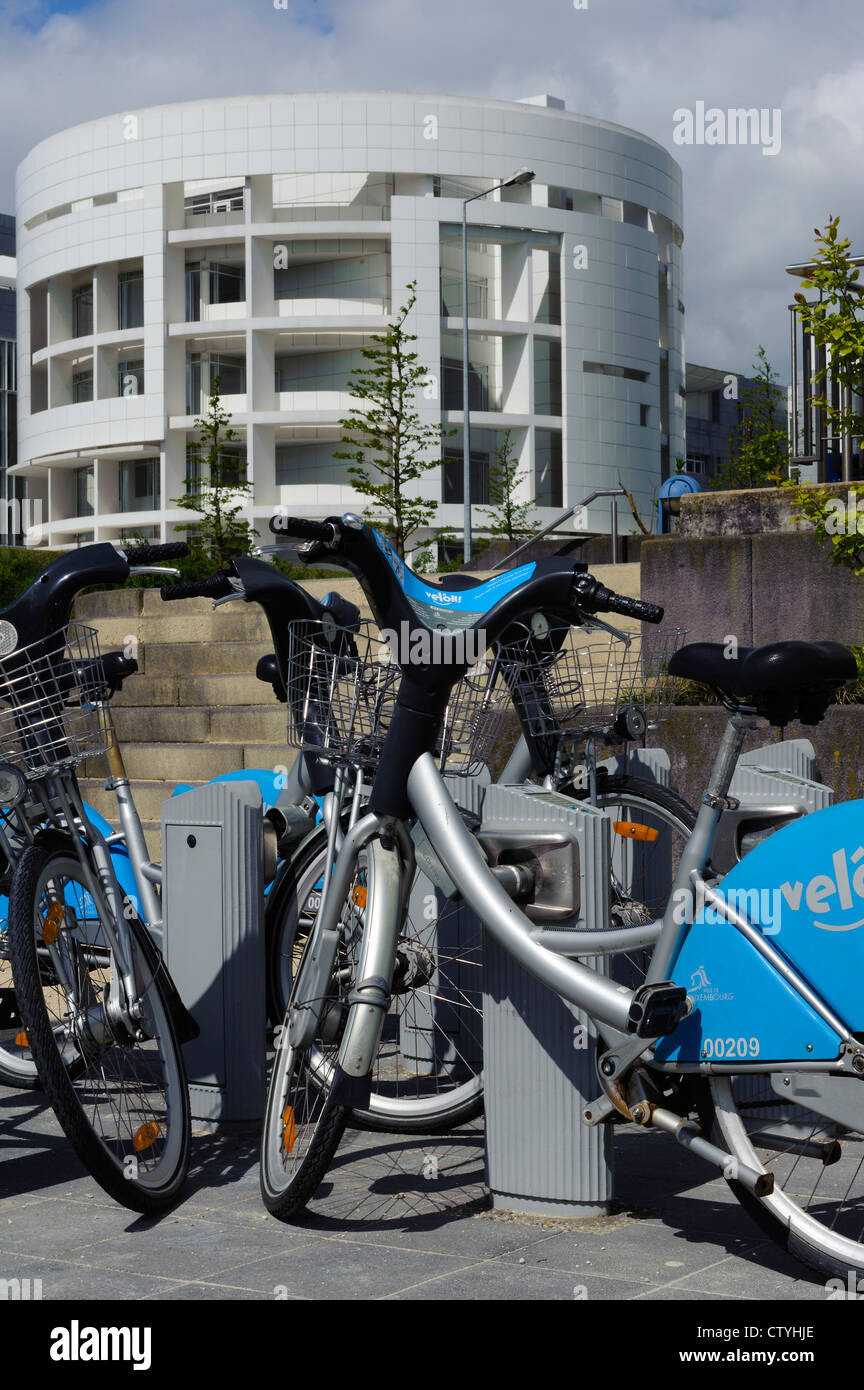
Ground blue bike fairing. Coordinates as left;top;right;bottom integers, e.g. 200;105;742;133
373;529;535;628
0;801;142;933
655;800;864;1065
171;767;290;812
171;768;324;895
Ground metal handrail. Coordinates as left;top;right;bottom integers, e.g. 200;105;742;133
491;486;626;569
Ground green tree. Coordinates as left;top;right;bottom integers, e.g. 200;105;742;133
172;377;258;569
709;347;788;491
479;430;536;544
793;216;864;446
334;283;452;559
781;219;864;576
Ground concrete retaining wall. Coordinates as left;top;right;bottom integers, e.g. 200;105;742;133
652;705;864;807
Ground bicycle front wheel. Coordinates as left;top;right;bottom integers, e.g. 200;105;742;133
0;909;43;1088
267;825;483;1134
8;840;191;1214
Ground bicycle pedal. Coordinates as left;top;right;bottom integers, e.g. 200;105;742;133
627;982;689;1039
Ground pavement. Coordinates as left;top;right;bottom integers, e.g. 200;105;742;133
0;1081;836;1302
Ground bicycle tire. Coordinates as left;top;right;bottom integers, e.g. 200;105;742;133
8;839;191;1214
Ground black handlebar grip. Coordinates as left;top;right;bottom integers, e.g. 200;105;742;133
160;572;234;603
124;542;189;564
600;591;665;625
268;514;337;542
572;574;664;625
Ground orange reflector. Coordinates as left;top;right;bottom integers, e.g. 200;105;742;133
132;1121;160;1153
613;821;660;843
14;1032;28;1048
41;901;65;945
282;1106;296;1154
352;885;368;908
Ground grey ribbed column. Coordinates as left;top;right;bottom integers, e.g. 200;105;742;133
480;784;613;1216
161;780;265;1129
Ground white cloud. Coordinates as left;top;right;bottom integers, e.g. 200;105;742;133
1;0;862;377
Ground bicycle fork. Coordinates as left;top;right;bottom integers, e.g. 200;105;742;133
287;811;414;1108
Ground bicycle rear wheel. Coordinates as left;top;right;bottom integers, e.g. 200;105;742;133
707;1073;864;1279
8;839;191;1213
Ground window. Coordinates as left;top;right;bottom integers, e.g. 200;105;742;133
640;403;650;427
583;361;650;383
121;524;159;541
185;266;201;322
443;449;491;506
534;340;562;415
533;248;561;325
210;355;246;395
118;359;144;397
119;458;160;512
439;272;488;319
72;362;93;403
184;188;244;216
75;466;94;517
186;355;203;414
535;430;563;508
210;264;245;305
548;187;574;211
72;283;93;338
118;271;144;329
186;443;247;491
442;357;490;412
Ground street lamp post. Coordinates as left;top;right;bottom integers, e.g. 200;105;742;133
461;168;534;564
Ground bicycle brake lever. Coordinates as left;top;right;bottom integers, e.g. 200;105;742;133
212;592;247;608
129;566;181;578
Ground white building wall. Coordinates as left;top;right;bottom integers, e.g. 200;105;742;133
14;92;684;551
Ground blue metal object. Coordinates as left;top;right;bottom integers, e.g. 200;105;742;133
657;474;702;534
656;800;864;1063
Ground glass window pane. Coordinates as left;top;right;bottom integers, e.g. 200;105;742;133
118;272;144;330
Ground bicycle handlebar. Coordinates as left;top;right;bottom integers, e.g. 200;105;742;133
269;515;339;545
571;575;664;625
160;572;235;603
122;542;189;565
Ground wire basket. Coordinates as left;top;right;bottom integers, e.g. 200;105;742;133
0;623;115;778
493;621;687;743
284;619;511;775
285;619;400;769
437;658;512;775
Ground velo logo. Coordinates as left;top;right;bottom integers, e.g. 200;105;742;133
780;846;864;932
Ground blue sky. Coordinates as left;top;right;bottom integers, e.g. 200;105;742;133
0;0;862;376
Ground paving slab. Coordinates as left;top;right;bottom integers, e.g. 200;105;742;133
0;1081;837;1302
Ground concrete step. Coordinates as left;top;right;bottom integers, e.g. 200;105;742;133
113;672;277;708
75;589;143;620
113;707;213;744
113;674;178;707
84;741;249;782
144;641;272;676
209;705;288;743
176;673;275;706
81;779;193;823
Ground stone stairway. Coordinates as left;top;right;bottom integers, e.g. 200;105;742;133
75;586;304;859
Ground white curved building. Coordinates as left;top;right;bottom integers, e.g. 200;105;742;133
14;92;684;555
